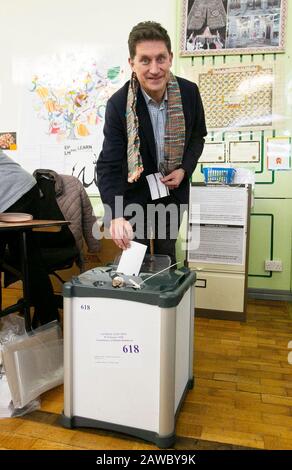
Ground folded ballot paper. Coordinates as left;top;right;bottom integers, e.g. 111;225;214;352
2;321;63;409
117;241;147;276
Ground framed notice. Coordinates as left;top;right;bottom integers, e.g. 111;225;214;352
229;140;260;163
199;142;226;163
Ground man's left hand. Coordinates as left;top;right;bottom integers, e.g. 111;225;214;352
160;168;186;190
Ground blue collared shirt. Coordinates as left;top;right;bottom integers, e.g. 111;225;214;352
141;88;168;170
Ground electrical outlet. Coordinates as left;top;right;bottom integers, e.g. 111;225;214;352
265;260;283;272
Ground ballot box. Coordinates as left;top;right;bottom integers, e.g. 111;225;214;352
61;266;195;448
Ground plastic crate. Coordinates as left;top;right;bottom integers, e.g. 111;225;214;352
203;167;236;184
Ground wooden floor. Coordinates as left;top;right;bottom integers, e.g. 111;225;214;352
1;292;292;450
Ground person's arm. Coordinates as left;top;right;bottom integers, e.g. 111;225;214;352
96;97;132;248
96;99;127;220
180;83;207;179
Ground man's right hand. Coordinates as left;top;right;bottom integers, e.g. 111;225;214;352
110;218;133;250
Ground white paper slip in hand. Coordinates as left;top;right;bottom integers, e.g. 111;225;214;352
146;172;170;200
117;241;147;276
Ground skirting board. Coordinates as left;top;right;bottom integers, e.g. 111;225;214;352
248;288;292;302
195;308;246;322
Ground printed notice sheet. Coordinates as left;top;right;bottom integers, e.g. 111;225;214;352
188;225;245;265
188;185;248;265
93;330;143;368
189;186;247;226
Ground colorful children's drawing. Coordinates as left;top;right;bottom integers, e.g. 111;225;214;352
30;62;123;141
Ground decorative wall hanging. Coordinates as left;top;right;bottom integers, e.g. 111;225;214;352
180;0;287;56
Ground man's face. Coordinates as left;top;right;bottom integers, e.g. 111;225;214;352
129;40;173;102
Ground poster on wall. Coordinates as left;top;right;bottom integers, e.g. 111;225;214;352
180;0;287;56
267;136;291;170
180;63;284;131
0;132;17;150
15;50;125;195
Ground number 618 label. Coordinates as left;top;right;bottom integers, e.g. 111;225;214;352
122;345;140;353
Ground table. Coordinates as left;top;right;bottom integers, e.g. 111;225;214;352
0;219;69;331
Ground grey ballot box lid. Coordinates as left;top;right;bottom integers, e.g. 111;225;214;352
63;266;196;309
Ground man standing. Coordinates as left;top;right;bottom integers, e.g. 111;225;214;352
97;21;207;262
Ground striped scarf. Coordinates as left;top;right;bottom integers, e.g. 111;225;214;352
126;72;185;183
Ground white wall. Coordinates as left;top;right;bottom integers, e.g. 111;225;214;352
0;0;176;130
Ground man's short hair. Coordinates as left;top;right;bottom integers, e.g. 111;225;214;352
128;21;172;59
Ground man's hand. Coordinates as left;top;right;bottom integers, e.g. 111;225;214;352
110;218;133;250
160;168;185;190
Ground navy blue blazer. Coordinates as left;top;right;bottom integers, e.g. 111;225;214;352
96;76;207;220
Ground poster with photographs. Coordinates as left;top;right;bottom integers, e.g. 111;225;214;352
180;0;287;56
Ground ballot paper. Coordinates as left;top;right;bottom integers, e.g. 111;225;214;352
117;241;147;276
146;172;169;200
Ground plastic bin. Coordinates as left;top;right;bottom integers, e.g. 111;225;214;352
203;167;236;184
2;321;63;408
61;266;195;448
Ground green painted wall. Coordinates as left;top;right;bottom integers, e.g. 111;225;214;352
93;1;292;294
175;0;292;293
248;199;292;290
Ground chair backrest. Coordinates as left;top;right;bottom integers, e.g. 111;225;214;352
35;174;79;272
